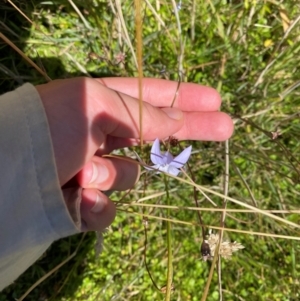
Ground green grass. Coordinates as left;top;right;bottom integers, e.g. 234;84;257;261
0;0;300;300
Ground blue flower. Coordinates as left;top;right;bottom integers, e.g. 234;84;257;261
145;138;192;176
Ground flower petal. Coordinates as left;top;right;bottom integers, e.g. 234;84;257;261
170;145;192;168
150;139;165;165
167;165;181;176
155;164;180;176
162;151;174;164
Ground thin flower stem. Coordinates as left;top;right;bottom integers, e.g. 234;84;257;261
164;174;173;300
231;162;258;207
134;0;144;147
143;218;161;293
67;0;92;29
115;0;138;68
191;0;196;41
218;140;230;301
202;138;230;301
201;246;219;301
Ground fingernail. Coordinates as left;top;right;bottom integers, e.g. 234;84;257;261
162;107;183;120
91;192;105;213
90;162;109;184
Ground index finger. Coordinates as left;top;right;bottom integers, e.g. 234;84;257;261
97;78;222;112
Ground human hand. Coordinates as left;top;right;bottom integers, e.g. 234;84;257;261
36;77;233;232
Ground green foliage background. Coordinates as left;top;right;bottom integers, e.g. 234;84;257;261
0;1;299;300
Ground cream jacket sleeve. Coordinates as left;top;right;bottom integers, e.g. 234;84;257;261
0;83;81;291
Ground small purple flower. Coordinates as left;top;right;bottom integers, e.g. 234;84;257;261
145;138;192;176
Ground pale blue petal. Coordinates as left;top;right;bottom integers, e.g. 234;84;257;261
134;151;158;171
157;165;167;173
162;151;174;164
147;140;191;176
150;139;165;165
156;164;180;176
167;165;180;176
170;145;192;168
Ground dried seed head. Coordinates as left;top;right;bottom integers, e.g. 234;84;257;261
205;233;245;260
168;136;179;147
